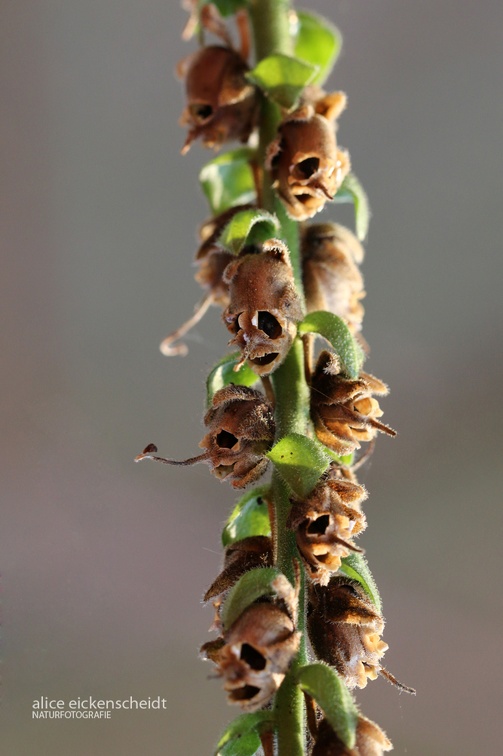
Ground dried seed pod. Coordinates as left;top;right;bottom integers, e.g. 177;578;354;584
204;535;273;603
223;239;304;376
287;465;367;585
135;385;275;488
267;93;350;220
311;351;396;456
308;577;387;690
178;43;257;153
160;205;256;356
302;222;366;334
312;715;392;756
201;600;300;712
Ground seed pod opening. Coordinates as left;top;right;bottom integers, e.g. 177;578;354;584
201;385;275;487
308;577;387;690
266;94;350;220
288;466;367;584
202;601;300;712
179;45;257;153
311;351;396;456
223;239;304;376
302;222;366;334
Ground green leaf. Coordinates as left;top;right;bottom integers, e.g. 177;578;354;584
206;352;258;407
298;311;365;379
333;172;371;241
297;664;359;749
340;552;382;613
246;54;318;110
199;148;256;215
215;711;274;756
222;486;271;546
294;10;342;86
221;567;282;630
218;208;280;255
266;433;331;499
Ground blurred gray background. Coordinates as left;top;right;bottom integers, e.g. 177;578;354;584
1;1;502;754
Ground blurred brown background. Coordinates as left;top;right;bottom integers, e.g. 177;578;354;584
1;1;502;754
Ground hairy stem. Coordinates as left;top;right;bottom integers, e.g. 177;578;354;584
249;3;308;753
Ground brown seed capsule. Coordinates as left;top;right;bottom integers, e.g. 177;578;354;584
223;239;304;376
301;222;366;334
308;577;388;690
312;715;393;755
201;599;300;712
178;44;257;154
135;385;275;488
204;535;273;603
311;351;396;456
266;93;350;220
287;465;367;585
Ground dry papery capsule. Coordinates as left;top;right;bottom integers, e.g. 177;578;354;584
160;205;254;356
178;8;257;156
201;576;300;712
223;239;304;376
302;222;366;334
311;715;392;756
311;351;396;456
287;465;367;585
266;92;350;221
135;385;275;488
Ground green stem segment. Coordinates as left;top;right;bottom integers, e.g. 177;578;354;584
249;3;308;754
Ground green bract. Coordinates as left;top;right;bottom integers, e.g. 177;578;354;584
200;148;256;215
333;172;371;241
215;711;274;756
218;208;280;254
206;352;258;407
220;566;283;630
294;10;342;86
340;552;382;613
246;53;318;109
297;663;359;748
266;433;331;499
222;486;271;546
298;311;365;379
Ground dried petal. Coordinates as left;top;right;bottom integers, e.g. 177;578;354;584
312;715;393;755
311;351;395;455
223;239;304;376
204;536;273;602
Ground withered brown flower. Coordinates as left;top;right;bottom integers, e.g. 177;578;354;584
223;239;304;376
302;222;365;334
312;715;393;755
178;44;257;153
201;573;300;712
311;351;396;456
266;92;350;220
287;465;367;585
204;535;273;603
135;385;274;488
308;577;388;690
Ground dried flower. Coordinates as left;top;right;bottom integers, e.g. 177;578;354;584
266;92;350;220
223;239;304;375
135;385;275;488
178;44;257;153
287;465;367;584
311;351;396;455
308;577;387;690
312;715;393;755
302;222;365;334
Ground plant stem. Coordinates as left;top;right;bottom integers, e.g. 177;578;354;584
249;3;309;753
